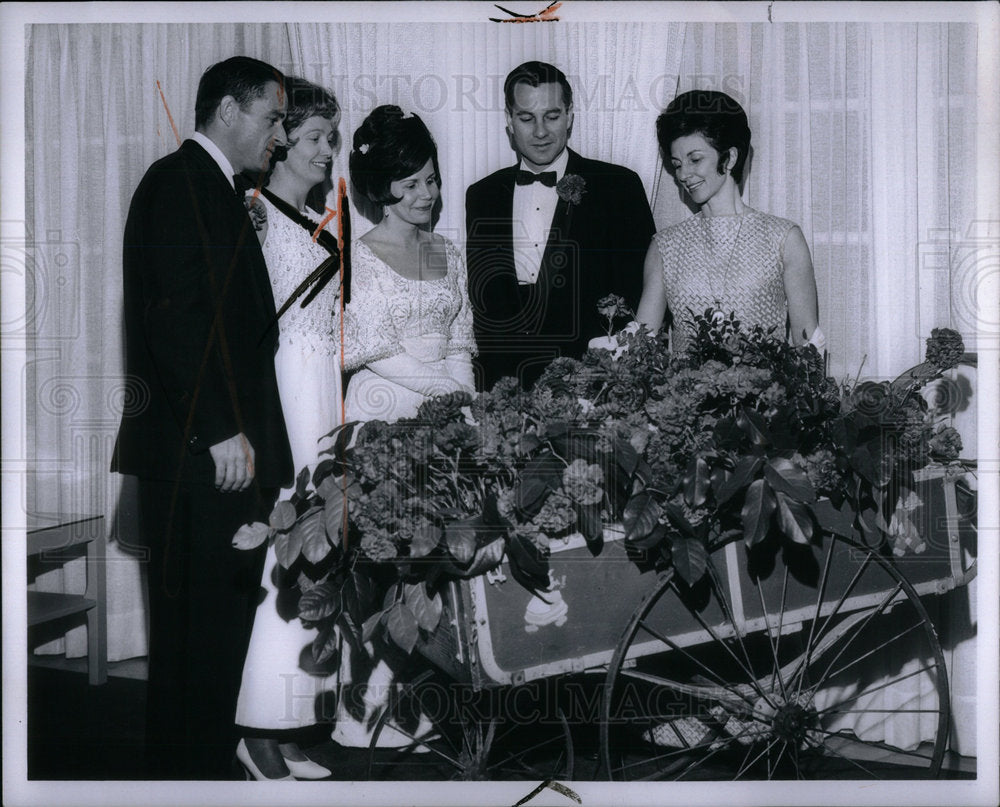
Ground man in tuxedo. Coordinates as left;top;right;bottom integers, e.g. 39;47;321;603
111;56;293;779
466;60;655;390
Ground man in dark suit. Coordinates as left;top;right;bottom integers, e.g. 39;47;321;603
466;61;656;391
111;56;293;779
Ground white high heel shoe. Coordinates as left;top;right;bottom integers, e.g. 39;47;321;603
280;752;331;780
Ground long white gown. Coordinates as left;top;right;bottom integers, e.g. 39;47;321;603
330;234;475;746
235;195;342;731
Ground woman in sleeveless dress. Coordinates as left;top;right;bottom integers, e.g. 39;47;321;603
634;90;822;350
329;106;476;747
233;77;342;780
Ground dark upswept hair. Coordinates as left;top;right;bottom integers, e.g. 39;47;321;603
503;61;573;111
349;106;440;206
656;90;752;184
194;56;285;130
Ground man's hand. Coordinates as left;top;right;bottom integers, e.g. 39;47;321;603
208;433;255;491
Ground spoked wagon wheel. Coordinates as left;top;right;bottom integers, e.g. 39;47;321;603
367;672;574;781
601;534;950;780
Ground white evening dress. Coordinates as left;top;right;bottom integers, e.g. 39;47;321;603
343;236;477;421
330;235;476;747
235;195;342;731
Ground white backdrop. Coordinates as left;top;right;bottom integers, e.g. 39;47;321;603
21;14;991;759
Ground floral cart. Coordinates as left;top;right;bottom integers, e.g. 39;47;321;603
236;307;977;781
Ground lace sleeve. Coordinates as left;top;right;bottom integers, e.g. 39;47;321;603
342;246;401;370
446;240;478;357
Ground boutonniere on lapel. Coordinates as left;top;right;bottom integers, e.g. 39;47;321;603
244;195;267;232
555;174;586;205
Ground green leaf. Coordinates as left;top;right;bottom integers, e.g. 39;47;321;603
775;491;813;545
316;473;342;501
662;502;696;538
311;458;338;488
269;500;297;531
404;582;443;632
614;437;640;476
274;528;303;568
812;498;854;538
361;610;384;644
310;624;340;665
386;603;420;654
516;453;563;513
741;478;775;548
850;444;878;486
295;466;311;498
323;487;345;548
295;508;330;564
671;536;709;585
715;455;764;505
505;533;551;591
346;569;378;624
445;521;477;566
623;490;662;542
626;523;667;550
764;457;816;503
410;522;442;559
683;456;711;508
736;407;771;446
232;521;271;550
298;580;340;622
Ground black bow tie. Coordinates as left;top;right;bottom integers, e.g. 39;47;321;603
233;173;255;195
515;169;557;187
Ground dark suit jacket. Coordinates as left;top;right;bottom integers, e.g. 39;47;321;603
465;148;655;390
111;139;293;488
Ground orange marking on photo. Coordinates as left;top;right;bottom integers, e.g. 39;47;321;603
314;206;337;241
156;80;181;146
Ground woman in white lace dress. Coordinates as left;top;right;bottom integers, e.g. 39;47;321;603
343;106;476;422
330;106;476;746
233;77;342;780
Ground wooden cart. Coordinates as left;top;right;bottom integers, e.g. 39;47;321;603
366;463;977;781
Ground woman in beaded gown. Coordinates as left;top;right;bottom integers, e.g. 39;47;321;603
331;106;475;747
233;77;342;781
634;90;822;350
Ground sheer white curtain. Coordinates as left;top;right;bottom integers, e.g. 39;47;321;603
650;21;981;754
287;21;684;241
25;23;293;662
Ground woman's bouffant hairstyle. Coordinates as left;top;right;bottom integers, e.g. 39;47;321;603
349;106;440;206
268;76;340;167
656;90;752;184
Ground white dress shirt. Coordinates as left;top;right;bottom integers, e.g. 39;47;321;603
191;131;236;191
512;148;569;285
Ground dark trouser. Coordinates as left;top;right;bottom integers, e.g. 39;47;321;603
138;477;273;780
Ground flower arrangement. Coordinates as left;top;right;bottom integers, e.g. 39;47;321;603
234;308;967;659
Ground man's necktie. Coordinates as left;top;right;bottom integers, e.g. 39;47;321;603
515;170;557;187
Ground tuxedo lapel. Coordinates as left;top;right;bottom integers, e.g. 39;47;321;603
183;142;279;335
538;150;583;288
